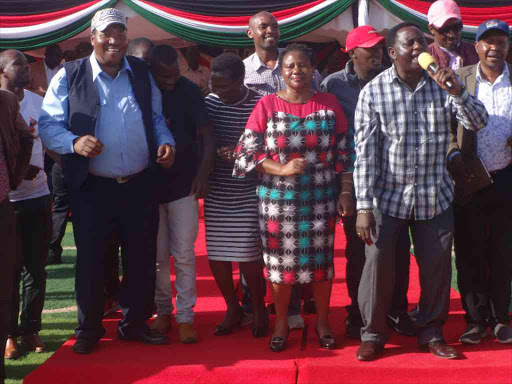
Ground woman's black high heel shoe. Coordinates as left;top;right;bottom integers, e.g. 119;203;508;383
269;328;289;352
214;307;243;336
315;328;336;349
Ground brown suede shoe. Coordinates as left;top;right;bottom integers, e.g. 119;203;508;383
21;334;46;353
424;340;459;359
178;323;199;344
356;340;384;361
4;337;20;359
150;314;172;335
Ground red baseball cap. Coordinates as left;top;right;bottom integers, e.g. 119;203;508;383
345;25;384;52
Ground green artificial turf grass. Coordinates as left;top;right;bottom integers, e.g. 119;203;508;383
6;224;77;384
5;312;77;384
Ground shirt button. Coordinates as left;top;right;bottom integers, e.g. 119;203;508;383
416;147;419;151
414;183;418;186
415;166;418;169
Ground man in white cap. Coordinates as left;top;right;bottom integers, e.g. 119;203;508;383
427;0;478;70
39;8;176;354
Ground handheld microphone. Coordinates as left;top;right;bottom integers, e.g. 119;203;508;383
418;52;453;89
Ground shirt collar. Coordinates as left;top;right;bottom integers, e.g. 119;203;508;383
389;64;428;89
476;62;509;85
89;53;132;81
248;48;282;72
438;42;461;57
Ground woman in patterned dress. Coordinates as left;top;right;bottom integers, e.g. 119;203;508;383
234;44;355;351
204;53;268;338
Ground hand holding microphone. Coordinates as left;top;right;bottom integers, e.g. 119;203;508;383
418;52;463;96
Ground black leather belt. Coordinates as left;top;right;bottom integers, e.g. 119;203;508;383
90;169;146;184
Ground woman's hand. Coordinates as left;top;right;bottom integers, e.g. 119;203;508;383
279;158;306;176
337;193;355;217
355;211;377;246
217;146;236;162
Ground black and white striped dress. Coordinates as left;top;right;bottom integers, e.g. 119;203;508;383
204;88;262;262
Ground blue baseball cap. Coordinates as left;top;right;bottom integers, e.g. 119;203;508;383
476;19;510;41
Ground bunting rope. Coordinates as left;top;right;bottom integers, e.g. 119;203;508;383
0;0;116;50
123;0;354;46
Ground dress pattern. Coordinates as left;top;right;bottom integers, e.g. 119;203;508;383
234;93;354;284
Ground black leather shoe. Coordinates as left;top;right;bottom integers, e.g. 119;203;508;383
269;335;288;352
315;328;336;349
72;338;98;354
387;313;416;336
118;327;169;345
356;341;384;361
423;340;459;359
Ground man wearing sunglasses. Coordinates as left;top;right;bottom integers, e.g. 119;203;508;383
427;0;479;71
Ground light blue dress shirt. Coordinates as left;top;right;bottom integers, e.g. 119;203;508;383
39;54;175;178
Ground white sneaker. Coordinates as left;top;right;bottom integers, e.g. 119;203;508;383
288;314;305;330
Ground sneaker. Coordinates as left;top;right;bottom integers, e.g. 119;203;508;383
459;324;488;344
492;324;512;344
345;315;363;340
387;313;416;336
288;314;305;330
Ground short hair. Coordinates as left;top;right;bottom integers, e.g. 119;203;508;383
278;43;316;71
210;53;245;81
126;37;154;56
45;44;62;57
386;22;420;49
150;45;179;68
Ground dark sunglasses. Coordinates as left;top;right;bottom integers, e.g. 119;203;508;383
434;22;463;35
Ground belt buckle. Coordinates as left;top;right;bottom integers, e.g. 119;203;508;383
116;176;128;184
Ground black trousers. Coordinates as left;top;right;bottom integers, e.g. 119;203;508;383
9;194;51;337
455;169;512;327
49;163;72;261
71;171;159;341
0;199;16;380
342;213;411;320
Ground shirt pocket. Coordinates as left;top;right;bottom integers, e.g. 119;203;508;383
421;106;450;136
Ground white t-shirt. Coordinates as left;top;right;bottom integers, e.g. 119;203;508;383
9;89;50;202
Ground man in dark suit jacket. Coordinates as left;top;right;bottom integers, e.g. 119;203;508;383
448;19;512;345
39;8;176;355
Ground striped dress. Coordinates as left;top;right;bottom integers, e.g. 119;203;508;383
204;88;262;262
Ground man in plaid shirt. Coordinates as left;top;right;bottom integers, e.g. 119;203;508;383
353;22;488;361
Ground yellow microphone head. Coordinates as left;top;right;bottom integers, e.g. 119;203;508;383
418;52;436;71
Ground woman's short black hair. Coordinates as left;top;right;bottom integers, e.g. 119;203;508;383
210;53;245;81
278;43;316;70
386;21;420;49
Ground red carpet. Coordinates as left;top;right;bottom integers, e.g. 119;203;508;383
24;220;512;384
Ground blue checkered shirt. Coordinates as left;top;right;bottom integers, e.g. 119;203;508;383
354;65;488;220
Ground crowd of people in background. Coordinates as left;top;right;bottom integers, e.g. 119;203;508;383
1;0;512;382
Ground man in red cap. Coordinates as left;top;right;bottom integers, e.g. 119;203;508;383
427;0;478;70
321;25;415;340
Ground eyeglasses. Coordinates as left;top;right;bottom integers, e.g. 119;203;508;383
434;22;463;35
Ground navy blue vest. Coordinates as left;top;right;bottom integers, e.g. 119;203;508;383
62;56;156;189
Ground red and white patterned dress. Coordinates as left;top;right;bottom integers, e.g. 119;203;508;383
233;93;354;284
